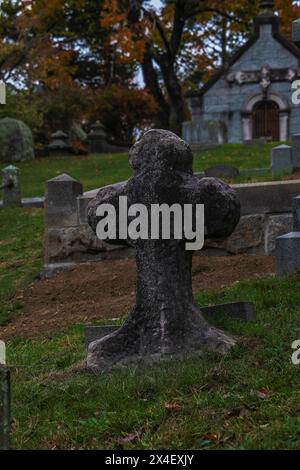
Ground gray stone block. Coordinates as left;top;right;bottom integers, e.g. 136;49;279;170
44;174;83;228
265;213;293;254
1;165;21;206
44;225;106;263
21;197;44;208
40;262;76;279
292;19;300;43
204;165;240;179
85;325;119;348
271;145;292;172
276;232;300;276
293;195;300;231
201;301;256;322
292;134;300;170
226;214;265;254
234;180;300;216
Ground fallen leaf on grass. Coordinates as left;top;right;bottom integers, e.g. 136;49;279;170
256;388;270;399
117;432;140;444
202;433;220;442
164;402;183;411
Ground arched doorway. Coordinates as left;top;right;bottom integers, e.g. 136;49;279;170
252;100;280;141
242;93;289;142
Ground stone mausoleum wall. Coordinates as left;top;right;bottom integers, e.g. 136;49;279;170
183;18;300;144
43;175;300;273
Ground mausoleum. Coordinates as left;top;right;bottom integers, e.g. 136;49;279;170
183;1;300;145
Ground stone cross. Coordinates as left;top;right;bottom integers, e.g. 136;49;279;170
1;165;21;206
87;130;240;371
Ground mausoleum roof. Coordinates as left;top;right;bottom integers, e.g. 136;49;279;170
187;12;300;99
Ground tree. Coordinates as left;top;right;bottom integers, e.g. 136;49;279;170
0;0;156;143
101;0;300;135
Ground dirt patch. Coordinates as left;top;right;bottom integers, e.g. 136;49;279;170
1;253;275;340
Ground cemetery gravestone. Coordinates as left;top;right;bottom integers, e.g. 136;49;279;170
204;165;240;179
1;165;21;206
293;195;300;231
292;134;300;170
292;19;300;45
87;129;240;371
276;195;300;275
271;145;292;173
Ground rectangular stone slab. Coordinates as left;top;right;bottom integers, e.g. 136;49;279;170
84;301;256;347
85;325;119;348
201;301;256;322
276;231;300;276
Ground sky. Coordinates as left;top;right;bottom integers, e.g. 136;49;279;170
151;0;163;9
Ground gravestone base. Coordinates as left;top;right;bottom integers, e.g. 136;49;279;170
85;301;255;350
86;309;236;372
276;232;300;275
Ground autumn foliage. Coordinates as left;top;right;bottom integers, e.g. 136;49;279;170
0;0;299;142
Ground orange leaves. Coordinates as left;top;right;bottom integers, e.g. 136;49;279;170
27;42;77;89
101;0;124;28
100;0;147;64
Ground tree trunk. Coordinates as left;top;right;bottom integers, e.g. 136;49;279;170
157;58;186;136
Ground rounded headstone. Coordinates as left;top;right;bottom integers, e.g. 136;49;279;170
0;118;35;163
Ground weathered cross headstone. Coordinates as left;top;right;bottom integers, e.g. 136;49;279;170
0;366;10;450
86;130;240;371
271;145;292;173
1;165;21;206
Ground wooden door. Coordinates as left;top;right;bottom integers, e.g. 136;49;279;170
253;100;280;141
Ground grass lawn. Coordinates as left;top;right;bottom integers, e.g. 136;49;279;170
1;142;299;450
0;207;43;326
7;274;300;450
0;142;287;198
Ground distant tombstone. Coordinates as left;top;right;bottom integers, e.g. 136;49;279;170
88;121;107;153
293;195;300;231
86;129;240;371
0;118;35;163
204;165;240;179
271;145;292;172
292;19;300;44
47;130;73;156
0;366;10;450
276;195;300;275
44;173;83;228
292;134;300;170
1;165;21;206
